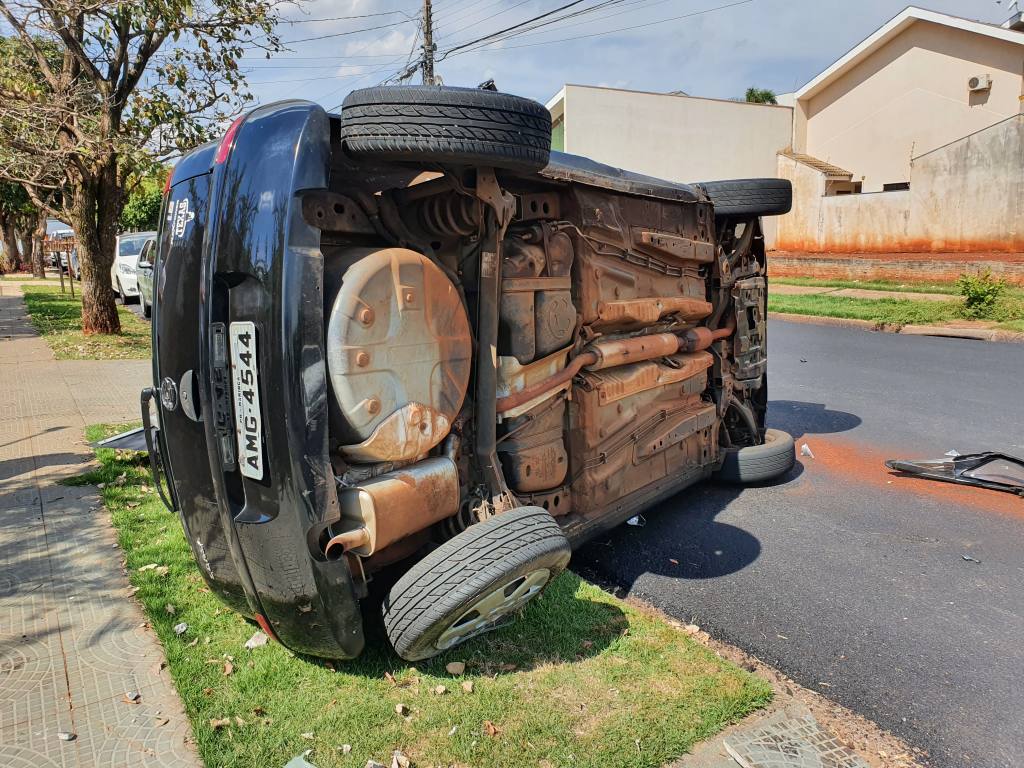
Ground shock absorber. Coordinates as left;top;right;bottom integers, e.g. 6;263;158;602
414;191;480;237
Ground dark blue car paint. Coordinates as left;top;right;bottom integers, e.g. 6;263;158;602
150;101;364;659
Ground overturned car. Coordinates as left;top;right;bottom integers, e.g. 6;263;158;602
142;86;794;661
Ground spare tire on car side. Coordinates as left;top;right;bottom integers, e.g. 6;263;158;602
340;85;552;172
382;505;571;661
700;178;793;217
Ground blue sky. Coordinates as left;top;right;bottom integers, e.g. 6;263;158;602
242;0;1012;110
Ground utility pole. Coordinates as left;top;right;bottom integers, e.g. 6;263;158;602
421;0;436;85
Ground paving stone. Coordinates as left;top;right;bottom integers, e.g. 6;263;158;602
0;289;199;767
724;713;870;768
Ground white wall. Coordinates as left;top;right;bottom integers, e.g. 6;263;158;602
561;85;793;184
800;20;1024;192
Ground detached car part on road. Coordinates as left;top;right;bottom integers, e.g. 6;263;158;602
142;86;795;661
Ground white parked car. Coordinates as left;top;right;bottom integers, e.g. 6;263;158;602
110;231;156;303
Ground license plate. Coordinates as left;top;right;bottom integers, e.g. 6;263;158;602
229;321;264;480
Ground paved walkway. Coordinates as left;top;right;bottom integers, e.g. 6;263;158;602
0;285;200;767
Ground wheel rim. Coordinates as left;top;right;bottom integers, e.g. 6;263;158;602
435;568;550;650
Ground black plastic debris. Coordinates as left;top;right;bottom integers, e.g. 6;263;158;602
885;452;1024;497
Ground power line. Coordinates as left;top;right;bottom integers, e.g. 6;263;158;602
441;0;753;57
441;0;592;56
279;17;413;45
280;9;414;24
435;0;535;43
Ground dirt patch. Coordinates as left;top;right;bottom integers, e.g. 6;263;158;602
793;433;1024;521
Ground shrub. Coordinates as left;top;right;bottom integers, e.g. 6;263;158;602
957;270;1006;318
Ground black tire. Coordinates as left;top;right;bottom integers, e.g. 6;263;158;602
341;85;552;172
383;506;571;661
142;297;151;319
701;178;792;217
114;279;125;305
717;428;795;484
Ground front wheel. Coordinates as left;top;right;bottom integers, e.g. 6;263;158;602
716;428;795;484
382;506;571;661
115;279;126;305
142;297;151;319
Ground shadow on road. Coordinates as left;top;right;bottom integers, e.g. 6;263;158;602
768;400;862;436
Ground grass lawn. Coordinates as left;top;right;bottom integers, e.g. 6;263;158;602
71;424;771;768
767;292;964;327
21;284;150;359
772;276;1024;301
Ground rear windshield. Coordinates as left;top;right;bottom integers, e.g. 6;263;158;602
119;234;153;257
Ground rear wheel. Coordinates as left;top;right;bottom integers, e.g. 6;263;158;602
341;85;552;172
717;428;795;484
142;296;151;318
115;279;125;305
382;506;571;661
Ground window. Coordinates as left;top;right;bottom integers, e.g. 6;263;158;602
882;182;910;192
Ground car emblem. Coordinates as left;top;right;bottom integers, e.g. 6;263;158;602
160;377;179;411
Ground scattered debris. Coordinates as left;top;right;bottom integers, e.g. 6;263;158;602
581;639;593;649
209;717;231;730
164;603;175;615
395;703;410;717
173;622;188;636
186;637;199;647
482;720;501;737
57;731;76;741
339;744;352;754
138;563;160;572
962;554;981;564
283;750;318;768
800;443;815;459
433;684;447;695
448;725;458;736
123;691;141;704
800;358;808;363
391;749;411;768
886;452;1024;497
223;660;234;676
461;681;474;693
668;558;679;565
155;717;170;727
626;514;646;526
244;631;269;650
234;716;247;727
301;732;314;740
445;661;465;675
365;761;388;768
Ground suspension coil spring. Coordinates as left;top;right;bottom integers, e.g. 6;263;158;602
416;192;480;238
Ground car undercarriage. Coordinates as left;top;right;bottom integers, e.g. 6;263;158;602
145;87;794;661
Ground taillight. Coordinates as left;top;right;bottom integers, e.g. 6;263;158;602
215;115;246;165
163;171;173;195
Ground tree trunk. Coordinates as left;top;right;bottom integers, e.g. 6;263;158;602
31;211;47;279
69;162;123;335
15;227;31;271
0;215;17;275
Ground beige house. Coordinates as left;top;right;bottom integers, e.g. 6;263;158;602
776;6;1024;254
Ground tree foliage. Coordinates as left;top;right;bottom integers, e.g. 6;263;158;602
121;171;166;231
745;87;777;105
0;0;287;332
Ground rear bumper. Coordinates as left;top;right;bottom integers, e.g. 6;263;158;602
150;101;364;658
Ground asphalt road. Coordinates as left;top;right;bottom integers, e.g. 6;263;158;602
574;320;1024;768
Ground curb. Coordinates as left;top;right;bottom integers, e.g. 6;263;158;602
768;312;1024;343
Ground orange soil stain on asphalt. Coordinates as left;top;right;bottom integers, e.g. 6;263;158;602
790;433;1024;520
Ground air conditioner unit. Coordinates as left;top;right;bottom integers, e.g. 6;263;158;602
968;74;992;92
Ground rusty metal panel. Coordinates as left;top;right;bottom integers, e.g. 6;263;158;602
595;296;712;328
587;352;712;405
731;276;767;386
499;400;568;493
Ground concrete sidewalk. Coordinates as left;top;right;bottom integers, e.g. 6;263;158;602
0;286;200;766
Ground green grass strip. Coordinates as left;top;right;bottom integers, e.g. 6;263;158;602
71;423;771;768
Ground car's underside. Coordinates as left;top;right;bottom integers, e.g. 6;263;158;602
148;89;792;661
315;140;771;580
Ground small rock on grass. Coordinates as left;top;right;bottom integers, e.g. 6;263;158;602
339;744;352;754
395;703;410;717
433;684;447;695
445;661;465;675
391;750;411;768
173;622;188;636
461;681;474;693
